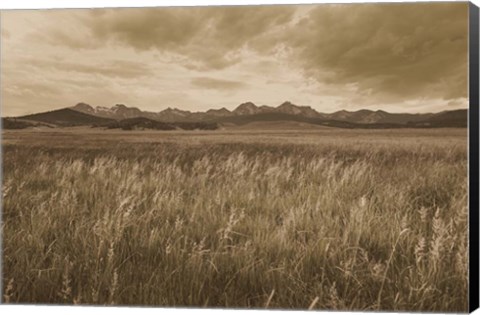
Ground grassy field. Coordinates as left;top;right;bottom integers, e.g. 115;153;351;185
1;128;468;311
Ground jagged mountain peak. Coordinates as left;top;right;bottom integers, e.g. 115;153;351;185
276;101;320;117
233;102;260;115
236;101;257;109
207;107;231;113
72;102;94;112
112;104;141;111
278;101;295;107
161;107;191;114
64;101;467;128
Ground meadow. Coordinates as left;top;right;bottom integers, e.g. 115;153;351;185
1;128;469;311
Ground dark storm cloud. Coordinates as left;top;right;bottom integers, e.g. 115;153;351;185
42;3;467;102
89;8;204;50
57;6;295;70
191;77;247;90
286;3;468;102
42;29;101;50
2;3;469;116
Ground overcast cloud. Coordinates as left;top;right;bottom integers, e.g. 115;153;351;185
0;3;469;116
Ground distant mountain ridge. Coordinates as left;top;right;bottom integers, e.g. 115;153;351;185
19;108;115;126
3;101;467;130
70;101;465;126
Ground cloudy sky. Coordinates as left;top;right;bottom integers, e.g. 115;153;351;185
0;2;469;116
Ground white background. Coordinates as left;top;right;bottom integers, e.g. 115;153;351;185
0;0;479;315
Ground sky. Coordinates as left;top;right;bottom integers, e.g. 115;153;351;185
0;2;469;116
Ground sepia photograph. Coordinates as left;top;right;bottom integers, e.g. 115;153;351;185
0;1;476;313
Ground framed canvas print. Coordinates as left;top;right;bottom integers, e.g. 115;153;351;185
0;0;479;314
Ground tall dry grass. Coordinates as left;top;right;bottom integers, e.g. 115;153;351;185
1;129;468;311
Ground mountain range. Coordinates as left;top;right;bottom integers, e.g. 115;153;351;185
2;101;468;130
